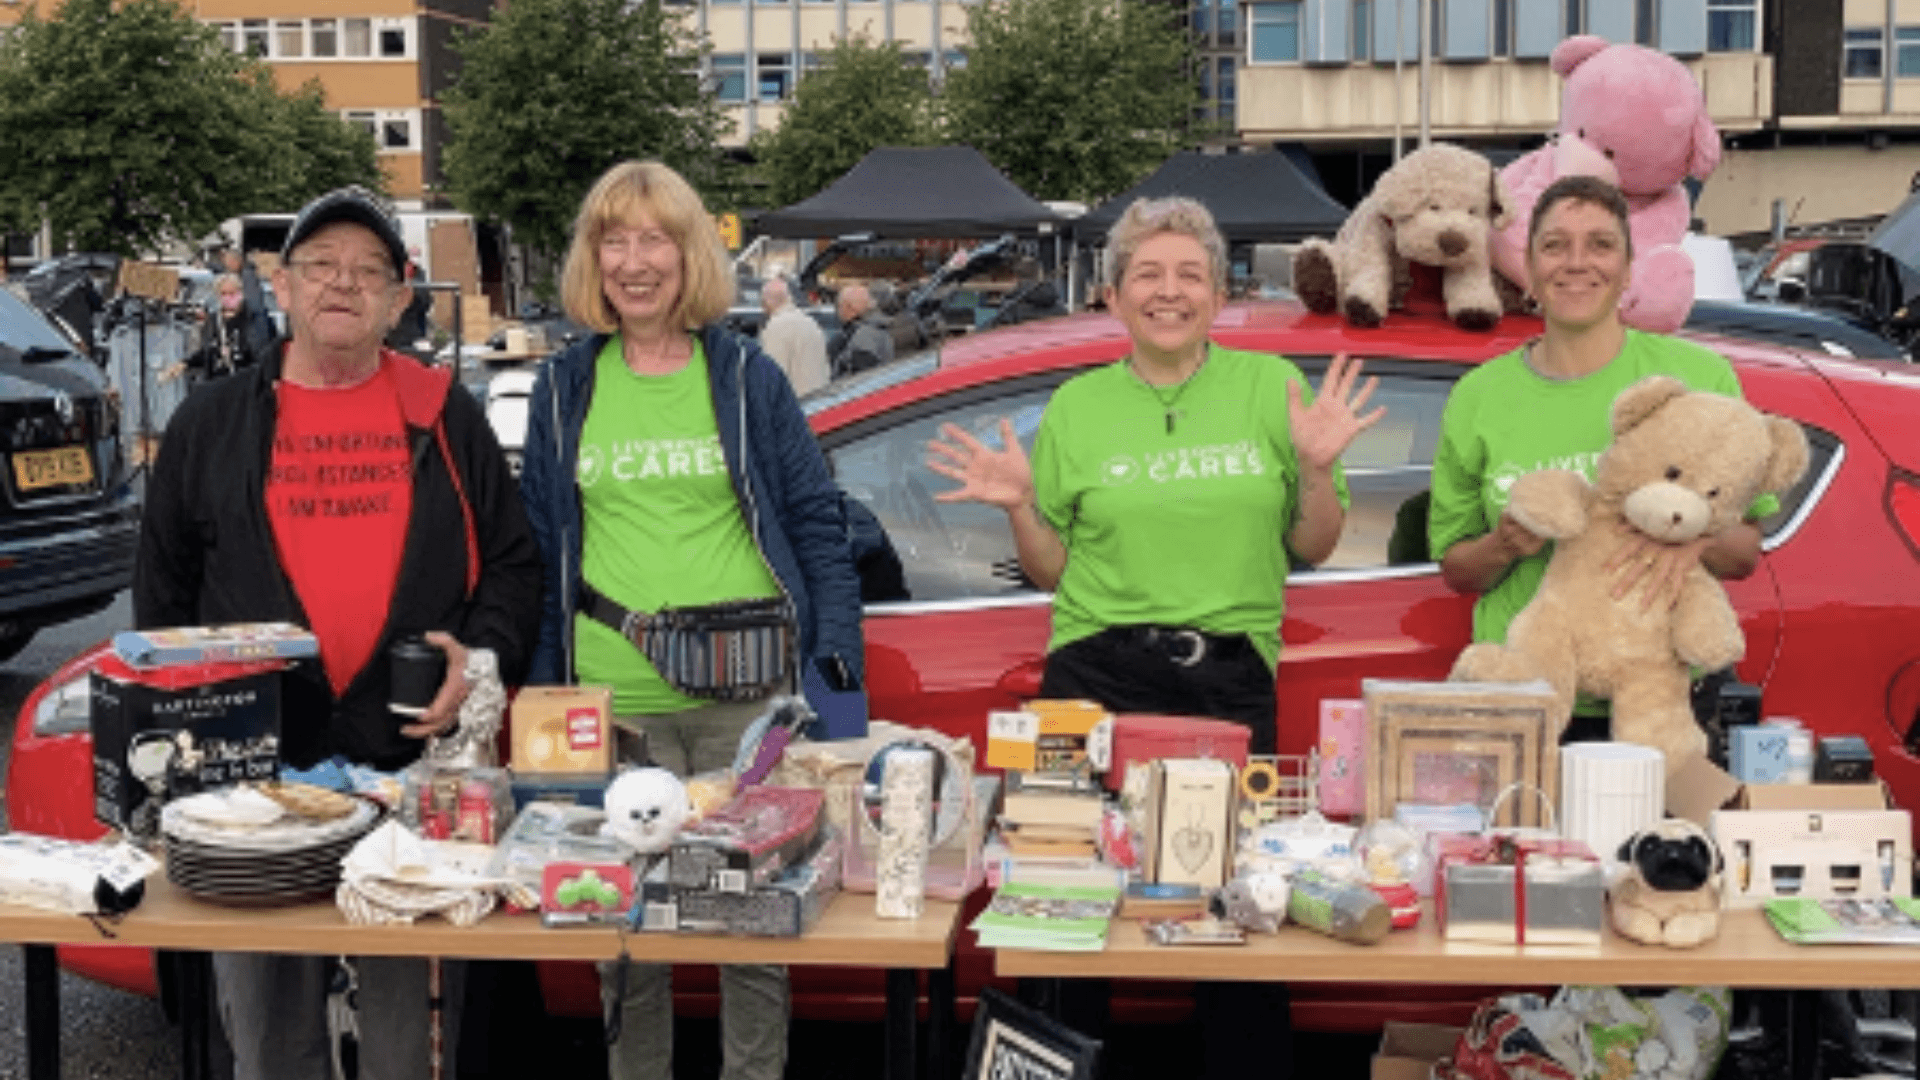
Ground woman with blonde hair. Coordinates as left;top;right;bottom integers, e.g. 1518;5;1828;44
929;195;1384;1080
518;160;862;1080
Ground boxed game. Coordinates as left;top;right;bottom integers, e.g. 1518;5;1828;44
91;655;285;839
112;623;318;668
510;685;614;776
668;786;825;893
639;829;843;937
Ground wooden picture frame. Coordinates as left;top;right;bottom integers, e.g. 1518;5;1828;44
1363;679;1559;828
963;987;1101;1080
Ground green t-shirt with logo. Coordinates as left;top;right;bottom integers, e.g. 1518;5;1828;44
574;337;781;715
1031;344;1350;669
1428;329;1781;662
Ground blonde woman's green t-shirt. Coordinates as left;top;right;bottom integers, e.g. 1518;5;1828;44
1428;329;1781;659
574;337;781;715
1030;344;1350;669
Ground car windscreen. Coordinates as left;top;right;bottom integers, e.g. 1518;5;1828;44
0;286;81;354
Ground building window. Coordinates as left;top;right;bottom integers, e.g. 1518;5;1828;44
1493;0;1512;56
1217;55;1236;120
275;20;304;58
1564;0;1582;37
381;116;412;149
944;48;967;70
343;18;372;57
800;51;823;74
241;19;269;57
1217;0;1237;47
342;110;417;151
1635;0;1656;46
214;21;237;52
1353;0;1370;59
378;24;406;57
712;54;747;101
1706;0;1754;51
1248;1;1300;62
311;18;337;57
344;110;376;138
757;53;792;100
756;0;787;8
1846;27;1885;79
1899;27;1920;77
1192;0;1212;39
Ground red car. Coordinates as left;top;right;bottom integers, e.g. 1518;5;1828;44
12;300;1920;1032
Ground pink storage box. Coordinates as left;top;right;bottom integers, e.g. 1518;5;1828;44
1104;714;1251;792
1317;699;1367;817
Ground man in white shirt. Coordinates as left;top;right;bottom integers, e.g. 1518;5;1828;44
757;276;830;394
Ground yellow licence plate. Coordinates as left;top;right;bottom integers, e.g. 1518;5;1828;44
13;446;94;491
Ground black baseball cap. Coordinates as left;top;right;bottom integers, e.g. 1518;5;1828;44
281;187;407;273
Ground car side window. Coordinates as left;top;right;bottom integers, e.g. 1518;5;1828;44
828;378;1060;603
1290;358;1459;570
1755;422;1840;545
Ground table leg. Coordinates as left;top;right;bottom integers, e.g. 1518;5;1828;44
1787;989;1820;1080
925;962;955;1080
885;968;919;1080
24;944;59;1080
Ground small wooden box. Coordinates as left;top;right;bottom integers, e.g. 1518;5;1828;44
1363;679;1558;829
510;686;613;775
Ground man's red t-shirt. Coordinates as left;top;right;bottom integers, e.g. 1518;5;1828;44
267;362;414;696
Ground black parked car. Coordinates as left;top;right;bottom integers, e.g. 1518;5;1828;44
0;285;139;661
1683;299;1908;361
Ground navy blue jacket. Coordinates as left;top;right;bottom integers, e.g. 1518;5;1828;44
518;325;863;697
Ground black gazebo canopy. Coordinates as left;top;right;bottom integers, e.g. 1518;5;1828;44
756;146;1063;239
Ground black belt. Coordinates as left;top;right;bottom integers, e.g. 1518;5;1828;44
582;582;645;642
1102;624;1252;668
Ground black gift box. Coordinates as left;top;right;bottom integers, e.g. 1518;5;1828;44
1815;736;1876;784
91;655;285;840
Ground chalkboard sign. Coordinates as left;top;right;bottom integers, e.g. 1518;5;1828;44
962;987;1100;1080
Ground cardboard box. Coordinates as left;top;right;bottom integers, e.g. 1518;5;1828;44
91;655;285;839
986;700;1108;773
1145;758;1236;889
641;830;842;936
1373;1021;1463;1080
1666;753;1743;827
1318;699;1367;816
510;686;613;776
1736;782;1890;811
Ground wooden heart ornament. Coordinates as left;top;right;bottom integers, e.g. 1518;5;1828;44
1171;808;1213;875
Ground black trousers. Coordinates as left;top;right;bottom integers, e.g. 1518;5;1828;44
1036;626;1292;1080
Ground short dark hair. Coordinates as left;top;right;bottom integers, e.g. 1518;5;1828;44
1528;175;1634;258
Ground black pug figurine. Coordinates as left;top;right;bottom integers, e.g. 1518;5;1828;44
1609;818;1723;948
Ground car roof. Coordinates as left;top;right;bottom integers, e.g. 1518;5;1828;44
809;299;1832;431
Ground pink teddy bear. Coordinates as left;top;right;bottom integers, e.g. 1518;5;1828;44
1489;36;1723;333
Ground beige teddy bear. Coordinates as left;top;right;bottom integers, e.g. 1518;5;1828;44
1293;142;1512;331
1610;819;1723;948
1449;376;1809;773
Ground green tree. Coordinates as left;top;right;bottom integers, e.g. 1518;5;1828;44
943;0;1201;204
0;0;383;256
750;37;938;207
441;0;733;277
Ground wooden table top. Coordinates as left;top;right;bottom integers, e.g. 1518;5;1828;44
995;906;1920;988
0;877;962;969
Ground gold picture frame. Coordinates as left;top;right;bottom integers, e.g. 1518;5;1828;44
1363;679;1559;828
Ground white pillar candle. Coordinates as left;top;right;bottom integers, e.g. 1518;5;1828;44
875;747;934;919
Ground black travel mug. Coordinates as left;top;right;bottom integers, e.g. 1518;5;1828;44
389;636;446;717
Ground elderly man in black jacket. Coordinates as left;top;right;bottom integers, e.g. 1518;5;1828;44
135;187;542;1080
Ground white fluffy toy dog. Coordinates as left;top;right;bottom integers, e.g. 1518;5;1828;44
1610;819;1723;948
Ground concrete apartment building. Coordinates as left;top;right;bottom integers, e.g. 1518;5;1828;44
0;0;483;209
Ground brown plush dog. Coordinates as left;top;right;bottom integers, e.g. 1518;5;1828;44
1610;818;1723;948
1293;143;1512;331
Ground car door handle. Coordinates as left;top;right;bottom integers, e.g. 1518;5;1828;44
996;662;1044;699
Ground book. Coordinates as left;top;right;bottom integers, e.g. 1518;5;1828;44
1118;881;1209;920
113;623;319;668
1765;897;1920;945
1001;828;1098;860
1001;782;1105;830
970;879;1121;952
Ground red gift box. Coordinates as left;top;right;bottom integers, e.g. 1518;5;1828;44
1433;834;1605;947
1104;714;1251;792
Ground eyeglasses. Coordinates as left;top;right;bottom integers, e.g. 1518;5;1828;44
287;258;396;290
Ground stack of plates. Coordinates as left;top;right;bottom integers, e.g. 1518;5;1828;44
161;794;381;907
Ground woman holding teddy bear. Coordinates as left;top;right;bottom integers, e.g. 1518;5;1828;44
1428;174;1778;742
